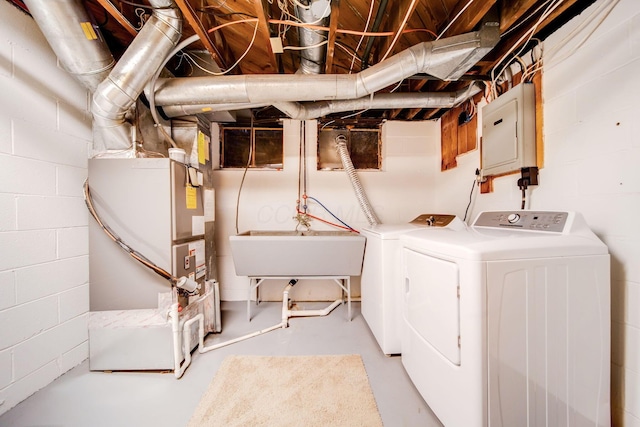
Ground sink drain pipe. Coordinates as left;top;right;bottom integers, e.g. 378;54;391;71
171;279;343;378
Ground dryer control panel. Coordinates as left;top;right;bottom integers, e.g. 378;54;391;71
473;211;568;232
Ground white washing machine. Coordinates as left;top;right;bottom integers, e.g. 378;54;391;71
399;210;610;427
360;214;464;355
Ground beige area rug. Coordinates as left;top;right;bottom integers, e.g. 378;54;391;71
187;354;384;427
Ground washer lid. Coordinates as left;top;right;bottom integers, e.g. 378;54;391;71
360;223;423;239
361;214;465;239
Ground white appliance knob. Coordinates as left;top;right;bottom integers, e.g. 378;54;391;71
507;213;520;223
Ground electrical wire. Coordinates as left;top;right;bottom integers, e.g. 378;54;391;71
436;0;475;40
463;177;477;223
350;0;376;73
283;40;328;50
235;116;255;235
83;179;174;283
543;0;620;68
491;0;564;99
306;195;357;232
379;0;418;62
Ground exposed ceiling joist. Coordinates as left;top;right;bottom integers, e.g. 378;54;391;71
95;0;137;37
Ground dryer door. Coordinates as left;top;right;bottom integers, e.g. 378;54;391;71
403;248;461;365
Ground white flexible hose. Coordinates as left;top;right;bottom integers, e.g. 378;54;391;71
335;134;380;226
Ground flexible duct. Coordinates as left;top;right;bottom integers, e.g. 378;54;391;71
22;0;115;93
335;134;380;226
152;22;499;107
91;0;182;150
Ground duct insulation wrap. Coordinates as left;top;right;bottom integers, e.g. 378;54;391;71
91;0;182;151
22;0;115;93
335;135;380;226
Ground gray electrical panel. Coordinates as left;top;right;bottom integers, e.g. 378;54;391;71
481;82;536;176
88;158;213;311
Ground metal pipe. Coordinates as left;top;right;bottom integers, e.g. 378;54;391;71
153;24;499;107
273;82;483;119
160;102;270;118
91;0;182;150
361;0;389;70
22;0;115;93
295;3;329;74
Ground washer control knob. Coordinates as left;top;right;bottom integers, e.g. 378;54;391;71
507;213;520;223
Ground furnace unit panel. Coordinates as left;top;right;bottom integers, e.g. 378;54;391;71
88;158;208;311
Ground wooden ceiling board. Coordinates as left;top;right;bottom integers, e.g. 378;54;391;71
499;0;540;32
17;0;599;120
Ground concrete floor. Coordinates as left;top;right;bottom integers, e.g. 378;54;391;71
0;301;442;427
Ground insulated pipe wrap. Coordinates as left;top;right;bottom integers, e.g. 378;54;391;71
23;0;115;93
335;135;380;226
153;24;498;107
272;83;483;120
91;1;182;150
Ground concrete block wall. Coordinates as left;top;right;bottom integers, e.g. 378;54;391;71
431;0;640;425
0;2;92;415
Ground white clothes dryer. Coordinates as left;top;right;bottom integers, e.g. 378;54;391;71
399;211;610;427
360;214;464;355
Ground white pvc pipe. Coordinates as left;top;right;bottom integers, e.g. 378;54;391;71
171;282;345;377
286;299;342;317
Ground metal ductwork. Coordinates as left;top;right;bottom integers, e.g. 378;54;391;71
26;0;182;152
92;0;182;151
152;21;499;108
159;103;270;118
273;83;484;120
295;2;330;75
22;0;115;93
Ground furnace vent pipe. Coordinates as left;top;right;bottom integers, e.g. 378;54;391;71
273;83;483;120
295;2;329;75
22;0;115;93
152;22;499;107
335;134;380;226
91;0;182;150
160;84;482;119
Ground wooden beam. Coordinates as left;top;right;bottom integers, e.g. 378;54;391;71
500;0;539;33
324;0;341;74
174;0;225;69
405;108;422;120
388;109;403;119
376;0;419;62
95;0;138;37
438;0;497;38
253;0;279;73
478;0;581;76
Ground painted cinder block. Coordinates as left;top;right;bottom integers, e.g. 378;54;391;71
0;361;59;415
0;154;57;196
56;165;87;197
59;284;89;323
16;196;87;231
0;296;58;350
60;340;89;374
16;256;88;304
0;230;56;271
13;315;87;381
56;227;89;259
13;120;88;169
0;349;12;389
0;271;16;311
0;194;16;232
